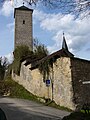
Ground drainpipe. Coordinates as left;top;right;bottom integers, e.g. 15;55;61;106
51;57;54;101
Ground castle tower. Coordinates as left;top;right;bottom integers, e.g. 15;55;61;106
14;5;33;51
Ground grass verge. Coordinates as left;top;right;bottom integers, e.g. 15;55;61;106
0;77;38;102
45;100;72;112
0;77;72;112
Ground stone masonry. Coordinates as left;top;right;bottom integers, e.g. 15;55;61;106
14;6;33;51
12;57;75;110
71;58;90;109
12;55;90;110
13;5;90;111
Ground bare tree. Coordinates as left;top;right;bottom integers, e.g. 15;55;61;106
23;0;90;16
1;0;90;17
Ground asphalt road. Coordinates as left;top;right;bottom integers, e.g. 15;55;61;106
0;97;70;120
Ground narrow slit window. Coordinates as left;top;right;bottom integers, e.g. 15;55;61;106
23;20;25;24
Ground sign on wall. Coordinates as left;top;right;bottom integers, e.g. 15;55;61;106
82;81;90;84
46;79;50;86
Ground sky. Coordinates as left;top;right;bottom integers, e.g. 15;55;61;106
0;0;90;63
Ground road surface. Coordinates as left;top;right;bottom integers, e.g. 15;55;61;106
0;97;70;120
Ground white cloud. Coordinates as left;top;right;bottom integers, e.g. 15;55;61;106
34;10;90;54
40;14;75;31
7;22;14;32
7;22;14;28
0;1;13;16
5;53;14;64
33;10;50;21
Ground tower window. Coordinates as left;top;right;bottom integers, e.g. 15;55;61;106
23;20;25;24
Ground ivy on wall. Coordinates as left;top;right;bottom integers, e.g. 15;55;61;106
12;41;49;76
13;45;33;75
38;58;55;82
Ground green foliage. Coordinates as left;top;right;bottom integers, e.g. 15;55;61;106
0;81;5;95
0;77;38;101
33;41;50;81
0;57;8;80
34;39;50;80
34;44;48;59
81;103;90;114
14;45;33;60
38;58;54;82
33;38;49;59
62;111;90;120
6;63;13;77
13;45;33;75
12;60;21;75
45;100;72;112
33;39;54;81
12;42;49;76
38;60;50;81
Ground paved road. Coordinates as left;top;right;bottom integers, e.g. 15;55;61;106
0;97;70;120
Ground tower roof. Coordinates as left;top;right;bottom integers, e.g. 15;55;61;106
62;33;68;51
14;5;33;18
15;5;33;11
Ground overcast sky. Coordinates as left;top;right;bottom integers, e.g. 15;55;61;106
0;0;90;62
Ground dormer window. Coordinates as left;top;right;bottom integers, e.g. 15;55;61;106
23;20;25;24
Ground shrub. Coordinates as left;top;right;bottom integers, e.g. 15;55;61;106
62;111;90;120
12;45;33;75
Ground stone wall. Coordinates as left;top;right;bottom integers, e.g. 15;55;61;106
12;57;75;110
53;57;75;109
14;9;33;50
12;61;52;99
71;58;90;109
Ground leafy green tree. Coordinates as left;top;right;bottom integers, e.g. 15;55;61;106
33;39;51;81
13;45;33;75
33;38;49;59
13;45;33;60
12;40;49;76
0;57;8;80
